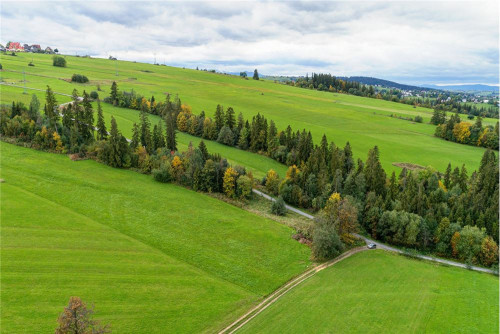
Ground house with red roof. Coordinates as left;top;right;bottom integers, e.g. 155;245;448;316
7;42;24;52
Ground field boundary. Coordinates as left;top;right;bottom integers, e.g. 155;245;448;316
218;247;367;334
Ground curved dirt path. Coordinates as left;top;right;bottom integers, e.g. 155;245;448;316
218;247;367;334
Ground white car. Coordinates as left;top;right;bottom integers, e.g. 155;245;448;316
367;243;377;249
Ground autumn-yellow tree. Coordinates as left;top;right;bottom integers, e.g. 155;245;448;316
285;165;300;183
53;132;63;152
171;155;183;182
223;167;238;198
177;113;188;132
452;122;471;143
265;169;280;195
480;236;499;267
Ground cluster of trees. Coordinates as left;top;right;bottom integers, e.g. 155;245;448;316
71;74;89;83
287;73;499;118
1;87;101;154
432;111;499;150
268;146;498;266
433;100;498;119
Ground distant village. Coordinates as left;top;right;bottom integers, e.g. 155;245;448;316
0;41;57;54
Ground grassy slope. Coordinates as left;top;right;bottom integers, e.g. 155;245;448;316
0;143;311;332
0;53;495;173
239;251;499;334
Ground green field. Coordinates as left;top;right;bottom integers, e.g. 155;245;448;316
0;53;495;173
0;143;310;333
239;251;499;334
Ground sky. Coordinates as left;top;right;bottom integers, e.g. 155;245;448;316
1;1;499;85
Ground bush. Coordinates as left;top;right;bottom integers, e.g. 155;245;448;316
53;56;66;67
0;63;3;69
71;74;89;83
152;163;173;183
271;196;287;216
414;115;423;123
90;91;99;100
28;62;35;67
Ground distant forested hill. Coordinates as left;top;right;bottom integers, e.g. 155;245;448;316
338;76;433;91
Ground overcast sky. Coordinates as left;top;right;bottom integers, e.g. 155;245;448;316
1;1;498;85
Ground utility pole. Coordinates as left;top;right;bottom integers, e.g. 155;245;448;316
115;61;118;76
154;52;156;65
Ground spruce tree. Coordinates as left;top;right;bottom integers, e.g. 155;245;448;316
214;104;224;132
45;85;59;128
110;81;118;105
140;110;152;152
253;69;259;80
166;112;177;151
81;91;94;141
444;163;452;189
198;140;209;162
365;146;387;197
225;107;236;130
130;122;140;150
96;101;107;140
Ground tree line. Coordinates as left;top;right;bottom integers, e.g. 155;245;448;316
2;83;498;268
287;73;499;118
101;81;499;267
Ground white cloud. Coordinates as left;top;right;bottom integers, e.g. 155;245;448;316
1;1;498;84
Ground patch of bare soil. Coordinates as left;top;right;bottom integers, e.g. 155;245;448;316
392;162;426;171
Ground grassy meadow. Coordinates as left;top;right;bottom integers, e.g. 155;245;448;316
239;250;499;334
0;143;311;333
0;52;496;174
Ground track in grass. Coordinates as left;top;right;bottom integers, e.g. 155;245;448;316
236;250;499;334
0;143;311;333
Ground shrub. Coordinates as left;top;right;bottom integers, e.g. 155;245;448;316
71;74;89;83
414;115;423;123
53;55;66;67
271;196;287;216
237;175;253;200
90;91;99;100
28;62;35;67
0;63;3;69
152;163;173;183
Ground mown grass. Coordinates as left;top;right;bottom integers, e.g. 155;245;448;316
0;143;311;333
0;53;495;173
238;250;499;334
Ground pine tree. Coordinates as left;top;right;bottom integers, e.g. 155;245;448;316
225;107;236;130
444;163;452;189
28;94;40;120
215;104;224;132
110;81;118;105
253;69;259;80
45;85;59;128
106;116;130;168
140;110;152;152
198;140;209;162
96;100;107;140
130;122;140;150
166;112;177;151
81;91;94;141
365;146;387;197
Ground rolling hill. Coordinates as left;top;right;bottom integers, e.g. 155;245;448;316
0;52;496;175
